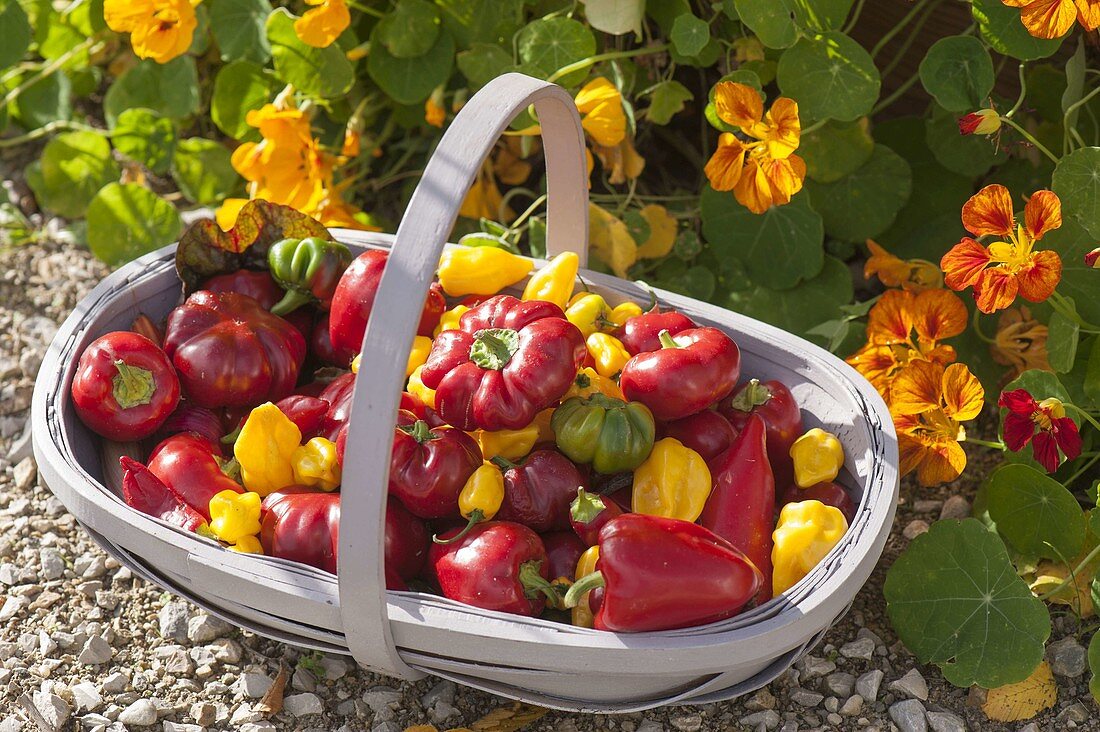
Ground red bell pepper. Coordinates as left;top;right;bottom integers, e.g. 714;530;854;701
698;414;775;605
779;481;856;524
493;449;587;533
569;487;623;546
332;390;440;466
541;530;587;580
617;308;695;355
420;295;586;431
202;269;282;311
661;409;737;462
564;514;762;632
260;487;341;573
155;403;225;446
163;291;306;409
147;433;244;519
120;456;210;534
328;250;446;356
389;411;482;519
71;331;181;441
430;521;558;617
619;327;741;421
275;394;330;437
719;378;803;489
310;312;352;367
385;496;430;590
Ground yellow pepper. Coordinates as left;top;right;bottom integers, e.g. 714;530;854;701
474;424;539;461
436;462;505;545
790;428;845;488
632;438;712;522
208;489;262;544
433;304;469;337
531;408;555;444
353;335;430;377
522;251;579;309
586;332;631;378
350;353;360;373
437;247;531;297
772;500;848;595
292;437;342;491
564;366;625;401
234;403;301;497
565;293;643;337
407;364;436;408
227;535;264;554
571;546;600;628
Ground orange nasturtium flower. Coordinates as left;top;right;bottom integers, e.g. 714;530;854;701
575;77;645;184
425;87;446;128
864;240;943;292
294;0;351;48
891;360;985;486
1001;0;1099;39
940;184;1063;315
991;306;1051;379
104;0;199;63
704;82;805;214
847;289;967;398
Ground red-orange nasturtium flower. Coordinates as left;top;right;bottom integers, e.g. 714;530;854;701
1001;0;1099;39
999;389;1082;472
704;82;805;214
940;184;1063;314
890;360;985;486
1086;247;1100;268
864;240;943;292
957;109;1001;136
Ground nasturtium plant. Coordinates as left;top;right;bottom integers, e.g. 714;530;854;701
86;183;182;266
986;464;1086;560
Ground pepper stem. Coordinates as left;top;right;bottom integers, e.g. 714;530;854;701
574;371;591;388
398;419;435;444
728;378;772;412
518;560;560;604
112;360;156;409
657;329;680;350
469;328;521;370
270;289;313;316
570;487;607;524
221;424;243;446
489;455;517;471
563;570;605;608
431;509;485;545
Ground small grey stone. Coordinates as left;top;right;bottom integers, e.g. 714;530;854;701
229;703;263;725
903;519;931;539
186;614;232;644
1018;725;1039;732
740;710;781;730
841;637;876;661
239;723;276;732
0;596;25;620
189;702;215;726
856;669;884;701
78;635;113;665
284;693;323;717
1058;702;1090;723
162;648;193;675
798;654;836;679
744;689;776;711
669;714;702;732
13;457;36;491
420;680;455;708
320;655;349;680
789;687;824;707
1047;636;1088;677
889;669;929;701
33;691;71;731
292;667;317;692
371;724;401;732
80;713;112;729
189;646;216;668
39;548;65;580
207;638;241;664
824;696;839;713
635;721;664;732
839;694;863;716
163;723;204;732
101;672;129;694
824;672;856;697
430;701;458;724
361;687;401;711
236;672;273;699
926;710;966;732
888;699;927;732
118;699;158;726
72;682;103;711
0;716;22;732
158;603;190;642
0;563;17;585
940;495;970;520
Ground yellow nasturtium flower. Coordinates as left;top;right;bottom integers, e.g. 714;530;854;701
103;0;198;64
294;0;351;48
575;78;626;148
425;87;446;128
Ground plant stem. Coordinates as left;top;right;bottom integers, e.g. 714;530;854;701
970;307;996;344
1066;404;1100;433
870;0;936;58
964;437;1005;450
548;44;670;84
802;119;828;135
2;34;102;109
1065;453;1100;489
871;71;921;116
843;0;868;33
0;119;97;147
999;117;1060;164
1036;541;1100;601
1005;63;1029;118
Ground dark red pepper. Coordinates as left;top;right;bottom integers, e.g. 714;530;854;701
617;308;695;354
719;378;803;489
779;481;856;524
154;402;225;446
541;531;587;580
310;312;352;367
569;487;623;546
619;327;741;421
147;433;244;519
385;497;430;590
275;395;330;437
661;409;737;462
564;514;762;632
493;449;587;533
120;456;210;534
315;372;356;441
388;411;482;519
698;414;775;605
260;487;340;573
202;269;282;311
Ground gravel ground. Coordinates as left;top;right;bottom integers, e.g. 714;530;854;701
1;238;1096;732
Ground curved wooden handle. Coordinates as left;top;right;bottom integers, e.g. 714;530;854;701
337;73;590;677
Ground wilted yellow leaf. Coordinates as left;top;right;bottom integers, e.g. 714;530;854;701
404;726;440;732
981;661;1057;722
589;203;638;278
635;204;678;259
592;136;646;184
1025;510;1100;618
468;702;549;731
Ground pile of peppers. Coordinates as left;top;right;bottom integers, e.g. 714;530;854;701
72;225;855;635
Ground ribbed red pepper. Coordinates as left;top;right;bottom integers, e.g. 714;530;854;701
661;409;737;462
719;378;803;490
148;433;244;520
617;309;695;354
120;457;209;534
388;410;482;519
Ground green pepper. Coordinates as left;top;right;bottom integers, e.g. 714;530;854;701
551;393;656;474
268;237;353;315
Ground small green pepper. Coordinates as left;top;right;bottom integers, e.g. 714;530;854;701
552;393;656;474
268;236;353;315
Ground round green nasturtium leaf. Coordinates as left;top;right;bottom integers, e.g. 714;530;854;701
647;80;693;125
726;255;852;338
884;518;1052;689
1047;310;1080;374
26;131;120;219
805;144;912;241
925;103;1007;177
971;0;1063;61
436;0;524;48
518;17;596;85
670;13;711;59
457;43;513;88
14;69;71;130
86;183;182;266
211;61;279;141
701;187;824;290
791;0;855;31
582;0;646;36
368;22;454;105
267;8;353;100
734;0;797;49
919;35;995;112
986;463;1086;560
112;108;177;175
1052;147;1100;239
1043;219;1100;326
104;57;200;127
0;0;32;70
799;118;873;183
777;32;880;123
171;138;241;206
207;0;273;64
377;0;441;58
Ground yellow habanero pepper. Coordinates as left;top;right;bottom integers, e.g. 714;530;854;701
564;366;625;401
437;247;531;297
522;251;579;309
632;438;711;522
234;403;301;497
571;546;600;628
292;437;342;491
227;535;264;554
565;293;643;337
436;462;505;545
474;424;539;461
208;489;262;544
586;332;631;378
350;353;360;373
790;428;845;488
407;364;436;408
353;335;431;378
531;408;556;444
772;500;848;595
433;304;469;337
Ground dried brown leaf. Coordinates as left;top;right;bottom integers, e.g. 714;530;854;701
255;662;289;716
468;702;549;731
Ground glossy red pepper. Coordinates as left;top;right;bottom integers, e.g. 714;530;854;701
430;521;557;617
71;331;181;441
315;373;356;441
148;433;244;519
275;394;330;437
260;487;340;573
389;410;482;519
310;312;352;367
619;327;741;421
719;378;803;489
493;449;587;533
385;497;430;590
420;295;586;431
120;456;209;534
661;409;737;462
617;308;695;355
542;531;587;580
569;487;623;546
779;481;856;524
698;414;775;605
202;269;282;310
163;291;306;409
329;250;446;356
564;514;762;632
332;391;440;466
154;403;225;446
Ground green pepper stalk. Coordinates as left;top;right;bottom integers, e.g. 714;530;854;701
268;237;353;316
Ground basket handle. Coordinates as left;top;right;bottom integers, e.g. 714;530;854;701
337;73;590;678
